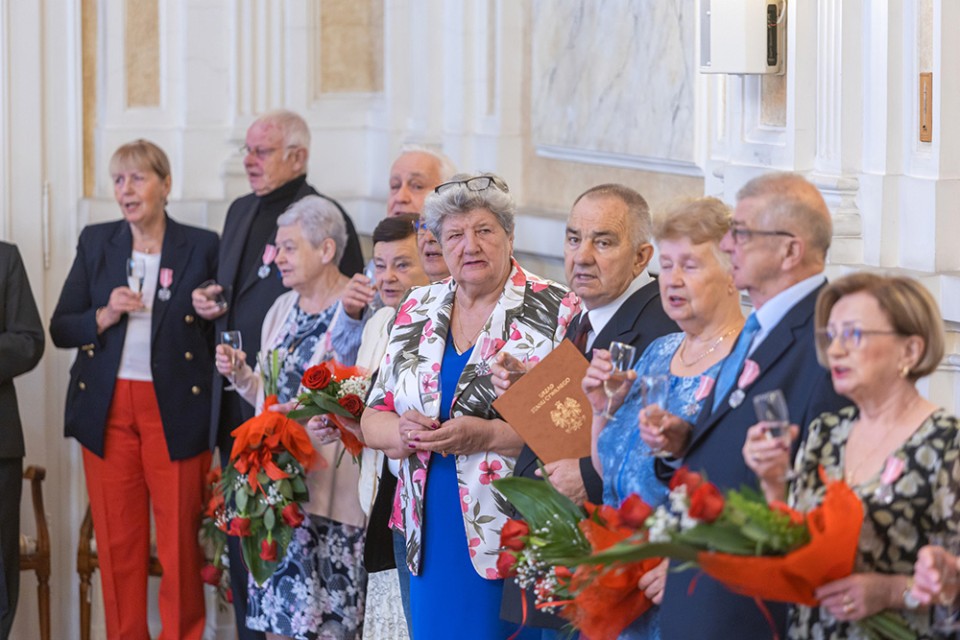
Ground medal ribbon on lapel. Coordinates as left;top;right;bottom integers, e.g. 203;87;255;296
157;268;173;301
258;244;278;279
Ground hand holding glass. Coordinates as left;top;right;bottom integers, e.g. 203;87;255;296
640;374;671;456
602;342;637;419
752;389;796;480
199;279;230;311
220;330;243;391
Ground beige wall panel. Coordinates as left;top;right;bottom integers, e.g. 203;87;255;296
320;0;384;94
125;0;160;107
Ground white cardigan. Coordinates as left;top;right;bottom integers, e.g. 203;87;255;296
355;306;398;516
230;290;365;528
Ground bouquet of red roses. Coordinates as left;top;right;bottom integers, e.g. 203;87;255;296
215;394;321;585
585;467;915;640
288;360;369;464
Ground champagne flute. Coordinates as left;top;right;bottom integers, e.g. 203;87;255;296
929;533;960;631
419;372;441;418
220;330;243;391
602;342;637;419
640;374;671;457
753;389;796;480
127;258;146;311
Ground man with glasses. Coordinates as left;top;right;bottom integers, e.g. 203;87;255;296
192;109;363;640
652;172;848;640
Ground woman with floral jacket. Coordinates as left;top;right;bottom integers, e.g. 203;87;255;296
361;173;579;639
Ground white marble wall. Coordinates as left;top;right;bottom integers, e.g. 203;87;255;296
532;0;699;174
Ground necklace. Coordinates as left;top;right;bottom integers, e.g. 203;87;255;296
452;292;490;354
844;420;900;485
678;325;741;367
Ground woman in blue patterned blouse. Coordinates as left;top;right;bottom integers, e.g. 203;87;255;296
581;197;745;640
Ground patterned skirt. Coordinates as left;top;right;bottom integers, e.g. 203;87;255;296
246;513;367;640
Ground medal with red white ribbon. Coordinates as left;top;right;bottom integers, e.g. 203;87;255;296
157;268;173;301
728;359;760;409
258;244;277;279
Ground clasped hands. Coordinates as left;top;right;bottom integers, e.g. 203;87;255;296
397;410;491;457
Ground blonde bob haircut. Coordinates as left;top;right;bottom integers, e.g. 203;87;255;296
109;139;171;180
814;272;945;381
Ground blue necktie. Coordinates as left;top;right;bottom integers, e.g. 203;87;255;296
712;313;761;412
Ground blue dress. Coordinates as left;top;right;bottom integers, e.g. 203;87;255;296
409;340;536;639
596;332;722;640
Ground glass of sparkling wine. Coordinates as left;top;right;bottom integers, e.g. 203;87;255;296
929;532;960;632
220;330;242;391
127;257;146;300
640;374;671;456
602;342;637;419
752;389;796;480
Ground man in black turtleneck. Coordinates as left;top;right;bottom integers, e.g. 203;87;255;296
192;109;362;640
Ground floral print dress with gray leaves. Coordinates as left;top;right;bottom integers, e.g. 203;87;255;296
787;406;960;640
366;260;580;578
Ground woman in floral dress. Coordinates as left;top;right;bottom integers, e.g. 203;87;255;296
217;195;366;640
361;173;579;639
745;273;960;639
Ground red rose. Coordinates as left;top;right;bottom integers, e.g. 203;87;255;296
260;538;278;562
227;517;252;537
555;566;573;580
669;466;703;493
496;550;519;578
499;519;529;551
302;365;332;390
688;483;725;523
225;588;234;604
200;564;223;586
281;502;305;528
338;394;364;418
769;500;804;525
618;494;653;529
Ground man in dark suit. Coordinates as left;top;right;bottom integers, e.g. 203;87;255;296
498;184;677;634
0;242;44;640
192;109;363;639
649;173;849;640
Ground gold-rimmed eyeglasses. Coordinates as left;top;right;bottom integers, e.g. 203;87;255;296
815;324;901;352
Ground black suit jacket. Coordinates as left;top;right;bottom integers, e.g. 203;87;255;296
0;242;44;459
502;278;677;628
657;283;849;640
208;179;363;448
50;217;219;460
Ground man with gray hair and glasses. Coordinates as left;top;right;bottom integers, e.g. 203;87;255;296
192;109;363;640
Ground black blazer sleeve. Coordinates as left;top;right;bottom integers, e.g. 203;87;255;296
49;226;103;350
0;243;44;383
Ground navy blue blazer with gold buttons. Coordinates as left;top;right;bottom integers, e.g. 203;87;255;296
50;216;218;460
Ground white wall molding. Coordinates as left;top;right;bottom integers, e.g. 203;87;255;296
535;144;704;178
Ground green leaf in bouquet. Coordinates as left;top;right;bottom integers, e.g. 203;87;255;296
235;487;249;513
493;476;590;562
279;478;293;500
241;535;278;586
292;476;307;494
299;391;356;420
250;499;268;518
264;506;276;531
577;540;701;566
257;470;269;487
675;522;759;555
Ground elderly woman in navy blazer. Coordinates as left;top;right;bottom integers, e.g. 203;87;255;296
50;139;217;640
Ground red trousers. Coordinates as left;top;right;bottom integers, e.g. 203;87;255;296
82;380;210;640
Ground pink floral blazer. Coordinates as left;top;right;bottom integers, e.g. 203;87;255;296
366;261;580;577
